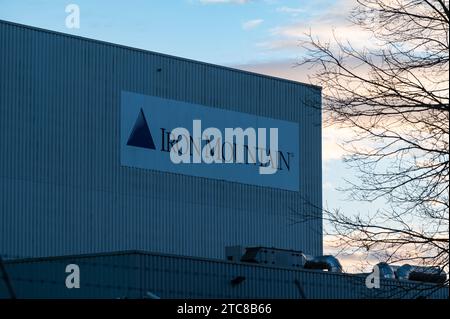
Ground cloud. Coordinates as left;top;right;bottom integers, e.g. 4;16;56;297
260;0;375;52
323;181;334;190
233;59;309;82
242;19;264;30
276;6;305;16
322;125;355;162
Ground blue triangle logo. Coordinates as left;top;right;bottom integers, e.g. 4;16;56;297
126;109;156;150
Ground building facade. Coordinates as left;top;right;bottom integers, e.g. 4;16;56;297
0;20;322;261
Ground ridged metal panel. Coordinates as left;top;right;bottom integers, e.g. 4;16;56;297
2;252;448;299
0;19;322;260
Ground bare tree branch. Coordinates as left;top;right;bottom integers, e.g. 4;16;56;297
298;0;449;279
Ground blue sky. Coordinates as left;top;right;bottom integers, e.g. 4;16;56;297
0;0;385;265
0;0;348;64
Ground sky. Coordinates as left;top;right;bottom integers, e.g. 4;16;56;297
0;0;383;270
0;0;357;65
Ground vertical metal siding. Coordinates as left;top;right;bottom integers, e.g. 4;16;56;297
0;20;322;260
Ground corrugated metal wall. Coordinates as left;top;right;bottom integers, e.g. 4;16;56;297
2;252;447;299
0;20;322;260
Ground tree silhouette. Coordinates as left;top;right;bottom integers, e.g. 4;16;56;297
300;0;449;279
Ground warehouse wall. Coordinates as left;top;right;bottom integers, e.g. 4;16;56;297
1;252;447;299
0;20;323;260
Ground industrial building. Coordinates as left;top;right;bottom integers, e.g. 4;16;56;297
1;250;448;299
0;20;447;299
0;19;322;260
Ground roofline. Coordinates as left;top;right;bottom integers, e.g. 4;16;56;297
5;249;363;279
0;19;321;91
6;250;448;288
